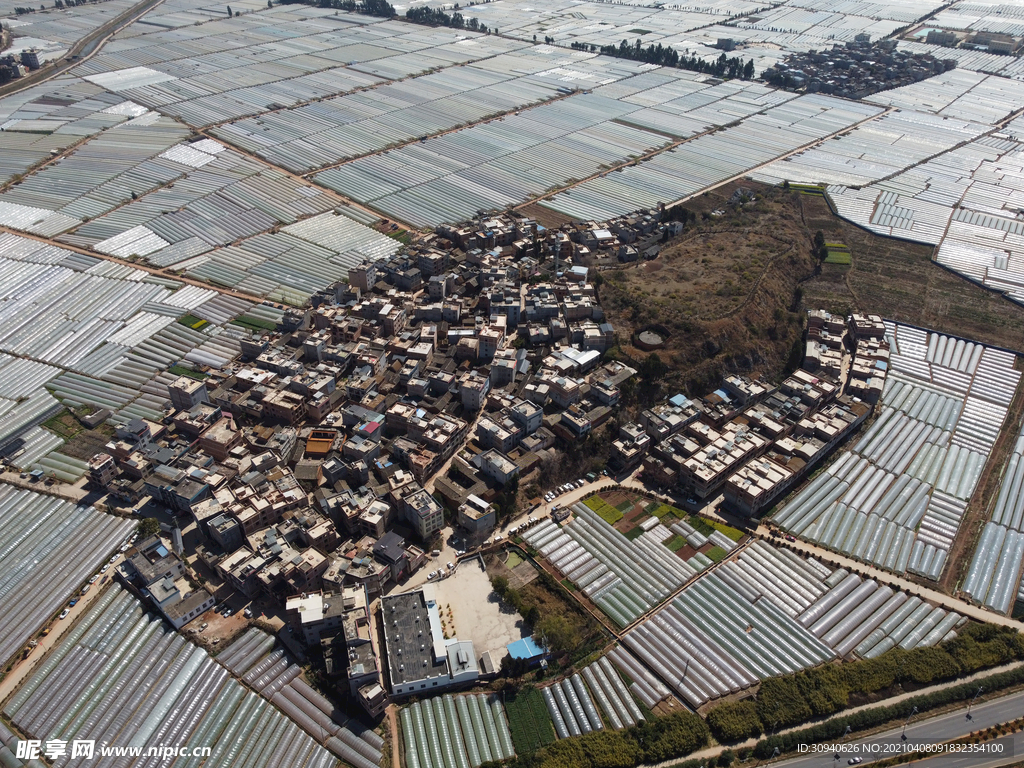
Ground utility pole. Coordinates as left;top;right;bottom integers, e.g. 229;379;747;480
901;706;918;741
966;686;984;720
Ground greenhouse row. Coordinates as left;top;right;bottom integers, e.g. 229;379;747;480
218;628;383;768
0;232;261;470
543;675;603;739
4;586;339;768
864;69;1024;125
448;0;765;51
827;115;1024;305
962;420;1024;615
930;2;1024;36
74;16;527;127
774;324;1020;581
400;694;513;768
622;568;834;708
606;646;672;711
716;539;832;618
799;575;964;659
615;541;964;707
539;94;883;222
0;78;147;187
0;115;191;227
580;659;644;730
212;48;641;175
521;507;697;627
313;92;671;228
0;718;44;768
57;143;341;256
0;486;134;668
752;109;988;188
1;0;139;48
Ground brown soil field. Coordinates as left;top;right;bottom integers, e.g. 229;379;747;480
799;192;1024;352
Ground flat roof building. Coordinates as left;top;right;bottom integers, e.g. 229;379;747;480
380;586;478;697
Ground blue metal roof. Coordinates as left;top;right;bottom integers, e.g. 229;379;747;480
507;636;545;659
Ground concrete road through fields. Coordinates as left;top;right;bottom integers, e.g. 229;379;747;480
774;689;1024;768
900;731;1022;768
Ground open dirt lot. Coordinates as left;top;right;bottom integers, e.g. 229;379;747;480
431;556;528;661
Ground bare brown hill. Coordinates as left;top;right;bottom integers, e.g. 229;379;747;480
600;183;816;395
600;181;1024;398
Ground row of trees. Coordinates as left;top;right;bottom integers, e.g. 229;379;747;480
481;710;709;768
707;623;1024;743
576;39;755;80
751;661;1024;759
405;6;487;32
280;0;394;18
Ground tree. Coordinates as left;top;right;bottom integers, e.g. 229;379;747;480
138;517;160;538
639;352;667;382
536;614;579;655
812;230;826;260
499;473;519;521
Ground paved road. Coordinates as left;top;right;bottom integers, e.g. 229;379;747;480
900;731;1022;768
0;560;124;706
773;690;1024;768
0;0;166;99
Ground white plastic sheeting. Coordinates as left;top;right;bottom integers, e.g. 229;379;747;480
962;419;1024;614
521;507;696;626
217;627;382;765
611;539;962;707
774;323;1019;581
0;486;134;668
3;585;333;768
403;694;511;766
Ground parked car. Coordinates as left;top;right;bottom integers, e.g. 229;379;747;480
244;608;253;618
69;598;78;607
80;585;90;595
199;622;208;631
785;535;796;542
88;575;99;584
447;561;454;570
100;564;109;574
59;609;70;620
109;554;118;564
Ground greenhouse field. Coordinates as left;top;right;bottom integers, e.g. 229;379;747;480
774;322;1021;582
